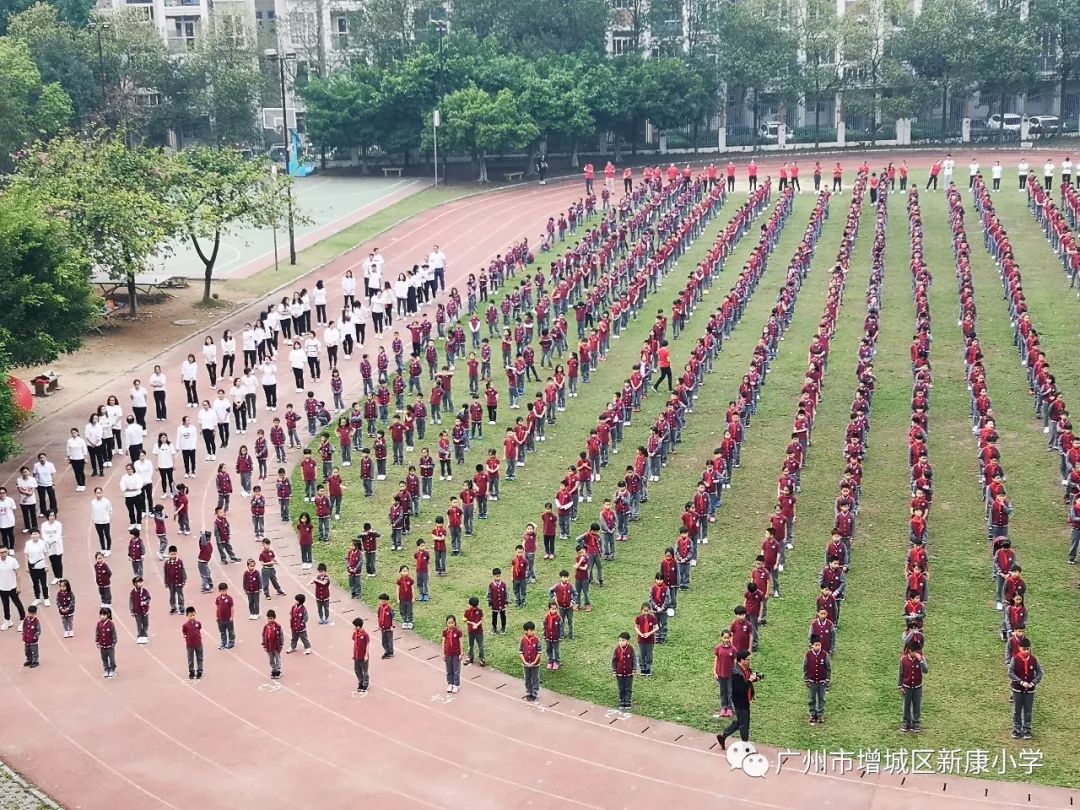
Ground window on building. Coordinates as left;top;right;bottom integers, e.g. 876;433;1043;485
611;33;635;55
333;14;349;49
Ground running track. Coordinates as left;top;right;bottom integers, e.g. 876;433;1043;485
1;165;1074;810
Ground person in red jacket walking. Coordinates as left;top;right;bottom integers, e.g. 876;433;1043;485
262;608;284;679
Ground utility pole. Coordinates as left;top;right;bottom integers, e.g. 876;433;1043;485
266;48;298;265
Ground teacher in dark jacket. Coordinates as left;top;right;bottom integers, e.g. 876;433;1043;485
717;650;759;749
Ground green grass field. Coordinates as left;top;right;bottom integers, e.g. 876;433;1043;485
292;179;1080;789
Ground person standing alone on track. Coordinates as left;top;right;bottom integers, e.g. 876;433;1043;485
652;341;673;393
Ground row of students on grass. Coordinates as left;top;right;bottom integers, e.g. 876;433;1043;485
947;185;1044;741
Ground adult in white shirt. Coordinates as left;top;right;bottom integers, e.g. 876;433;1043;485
154;433;177;495
90;487;113;553
417;263;434;306
175;416;198;477
16;468;38;533
314;279;329;325
120;462;145;528
353;299;370;346
221;329;237;378
289;295;304;338
134;452;155;514
288;340;306;392
23;531;49;606
66;428;89;491
0;546;26;630
363;254;380;299
181;353;200;407
324;321;341;369
148;365;168;422
242;323;258;370
32;453;58;516
340;308;355;358
130;379;149;429
304;331;323;381
264;305;281;353
342;270;357;309
212;391;233;449
380;284;396;330
241;369;259;420
260;360;278;411
942;154;955;185
429;245;447;293
0;487;16;551
394;273;409;317
197;401;218;459
991;161;1003;192
1044;159;1055;191
229;379;248;435
104;396;124;456
40;514;64;583
300;289;312;334
276;299;292;341
372;247;385;280
968;159;979;190
253;321;270;364
1018;158;1030;191
1063;156;1073;187
202;335;219;387
85;413;106;477
124;414;146;466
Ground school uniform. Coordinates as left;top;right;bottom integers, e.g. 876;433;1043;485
1008;653;1043;737
899;652;929;731
804;648;831;720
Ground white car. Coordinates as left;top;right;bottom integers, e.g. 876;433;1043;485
757;121;795;142
1027;115;1060;135
987;113;1023;132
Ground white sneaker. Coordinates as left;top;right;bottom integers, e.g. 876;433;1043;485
50;578;59;585
31;599;40;607
104;549;112;557
43;599;50;607
137;636;148;644
447;684;453;693
0;621;11;631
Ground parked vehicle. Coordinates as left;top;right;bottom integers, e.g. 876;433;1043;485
1027;115;1060;135
987;113;1023;132
757;120;796;142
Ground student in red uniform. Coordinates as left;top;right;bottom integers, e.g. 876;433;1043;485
804;634;831;725
1008;638;1043;739
262;608;284;679
488;567;509;633
612;631;636;711
352;616;371;693
21;604;40;668
397;563;415;629
520;620;542;701
635;602;658;676
215;582;235;650
377;592;395;658
464;596;486;666
181;606;204;680
899;641;928;732
96;606;117;678
287;593;311;654
714;628;736;717
312;563;332;625
443;614;463;693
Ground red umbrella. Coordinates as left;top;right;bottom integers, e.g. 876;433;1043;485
9;376;34;412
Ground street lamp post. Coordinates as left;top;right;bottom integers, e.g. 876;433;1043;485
270;165;280;272
431;19;446;188
266;48;297;265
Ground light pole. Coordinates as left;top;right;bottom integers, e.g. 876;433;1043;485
87;20;110;117
265;48;297;265
270;165;280;272
431;18;446;188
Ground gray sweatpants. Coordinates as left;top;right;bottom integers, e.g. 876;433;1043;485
524;665;541;698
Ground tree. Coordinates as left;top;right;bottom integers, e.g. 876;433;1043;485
13;131;175;315
798;0;853;146
450;0;607;55
188;15;262;147
633;56;705;133
167;147;294;302
520;59;594;168
969;0;1039;139
0;37;73;164
0;356;23;462
0;0;94;34
301;66;382;160
348;0;444;69
0;189;95;366
841;0;910;145
426;85;538;182
900;0;980;141
1032;0;1080;123
7;4;98;123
